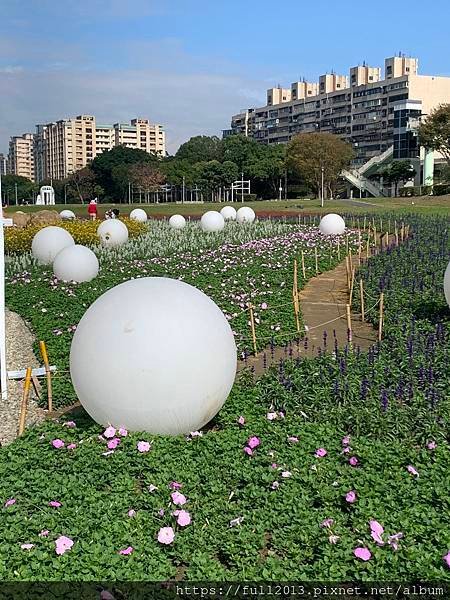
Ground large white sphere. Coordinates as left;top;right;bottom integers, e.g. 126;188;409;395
70;278;237;434
444;261;450;308
220;206;237;221
200;211;225;233
319;213;346;235
169;214;186;229
130;208;148;223
97;219;128;247
53;245;99;283
236;207;256;224
31;226;75;265
60;210;76;220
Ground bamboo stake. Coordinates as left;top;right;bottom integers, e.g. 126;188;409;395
378;292;384;342
346;304;352;345
18;367;32;436
366;233;370;259
39;341;52;412
337;239;341;260
363;216;367;231
345;255;350;290
293;258;298;295
349;267;355;305
248;303;257;356
314;246;318;274
301;250;306;279
395;227;399;246
359;279;365;322
345;233;349;254
292;291;300;333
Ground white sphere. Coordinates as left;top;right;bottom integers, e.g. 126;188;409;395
97;219;128;247
53;245;99;283
31;226;75;265
319;213;346;235
169;214;186;229
60;210;76;220
444;261;450;308
70;278;237;434
236;207;256;224
200;211;225;233
130;208;148;223
220;206;237;221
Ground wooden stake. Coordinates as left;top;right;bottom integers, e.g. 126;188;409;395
345;233;349;254
395;227;399;246
337;239;341;260
301;250;306;279
31;374;41;400
314;246;318;274
39;341;53;412
366;233;370;259
359;279;365;322
349;267;355;305
363;216;367;231
378;292;384;342
346;304;352;345
345;255;350;290
292;290;300;333
248;303;258;356
18;367;32;436
293;258;298;295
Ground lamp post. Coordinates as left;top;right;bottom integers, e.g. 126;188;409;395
320;166;325;208
64;184;68;205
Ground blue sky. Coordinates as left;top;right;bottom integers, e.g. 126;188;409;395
1;0;450;154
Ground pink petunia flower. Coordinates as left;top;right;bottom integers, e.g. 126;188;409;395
342;446;351;454
39;529;49;537
4;498;16;508
315;448;327;458
354;547;371;561
157;526;175;545
169;481;182;490
443;551;450;568
321;518;334;528
287;436;299;443
107;437;120;450
388;532;403;551
427;441;436;450
345;491;357;503
171;491;187;506
21;543;34;550
237;416;245;426
64;421;76;428
247;436;260;449
52;439;65;449
243;447;253;456
66;443;77;450
266;412;277;421
49;501;61;508
118;428;128;437
119;546;133;555
261;302;268;309
137;441;151;453
103;426;116;439
55;535;74;555
349;456;359;466
407;465;419;477
342;436;350;446
127;509;136;517
173;509;191;526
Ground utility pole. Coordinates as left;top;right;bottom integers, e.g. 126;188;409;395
321;166;325;208
284;170;288;201
64;184;67;204
14;183;18;205
278;179;282;201
182;176;185;204
241;172;244;202
128;181;131;204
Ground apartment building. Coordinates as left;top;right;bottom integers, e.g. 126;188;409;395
7;133;35;181
31;115;166;182
226;55;450;167
0;154;7;175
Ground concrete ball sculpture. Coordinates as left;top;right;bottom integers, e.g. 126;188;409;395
31;226;75;265
236;207;256;224
97;219;129;247
200;211;225;233
53;245;99;283
318;213;346;235
169;214;186;229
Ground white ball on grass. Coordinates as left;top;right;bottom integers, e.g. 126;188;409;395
31;226;75;265
97;219;128;247
236;207;255;224
220;206;237;221
130;208;148;222
200;211;225;233
53;245;99;283
169;214;186;229
318;213;346;235
70;277;237;434
60;210;76;220
444;261;450;308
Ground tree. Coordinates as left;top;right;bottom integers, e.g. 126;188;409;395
1;175;37;205
196;160;239;201
221;135;262;172
286;133;354;199
245;144;286;198
67;167;102;204
418;104;450;165
129;163;166;202
175;136;222;164
381;160;416;196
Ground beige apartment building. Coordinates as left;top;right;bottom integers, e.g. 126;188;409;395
7;133;35;181
0;153;7;175
31;115;166;182
226;55;450;170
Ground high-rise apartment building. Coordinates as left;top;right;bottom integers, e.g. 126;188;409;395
0;153;8;175
7;133;35;181
225;55;450;167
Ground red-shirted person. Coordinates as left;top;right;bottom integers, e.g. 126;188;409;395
88;199;98;220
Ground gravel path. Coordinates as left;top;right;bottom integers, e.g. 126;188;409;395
0;309;46;446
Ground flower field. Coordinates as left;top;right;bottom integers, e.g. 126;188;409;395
1;213;449;582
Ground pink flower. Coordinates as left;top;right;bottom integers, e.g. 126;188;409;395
64;421;76;428
39;529;49;537
158;508;165;516
271;481;280;490
243;447;253;456
157;526;175;545
266;412;277;421
278;411;285;418
237;416;245;426
427;441;436;450
21;543;34;550
342;436;350;445
315;448;327;458
55;535;74;555
118;428;128;437
169;481;182;490
4;498;16;508
171;491;187;506
119;546;133;555
103;426;116;439
349;456;359;466
407;465;419;477
127;509;136;517
137;441;151;453
388;532;403;551
342;446;351;454
52;439;65;449
345;491;357;503
261;302;268;309
287;436;299;443
49;501;61;508
107;437;120;450
67;443;77;450
443;551;450;568
321;518;334;528
247;436;260;449
370;520;385;545
173;509;191;526
270;463;277;469
354;547;371;561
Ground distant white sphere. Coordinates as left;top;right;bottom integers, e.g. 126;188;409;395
220;206;237;221
53;245;99;283
97;219;128;247
70;277;237;434
201;211;225;233
444;261;450;308
319;213;346;235
236;207;256;224
130;208;148;222
169;214;186;229
31;226;75;265
60;210;76;220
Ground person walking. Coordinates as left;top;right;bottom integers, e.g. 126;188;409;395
88;199;98;221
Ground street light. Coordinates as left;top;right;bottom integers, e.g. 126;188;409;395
320;166;325;208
